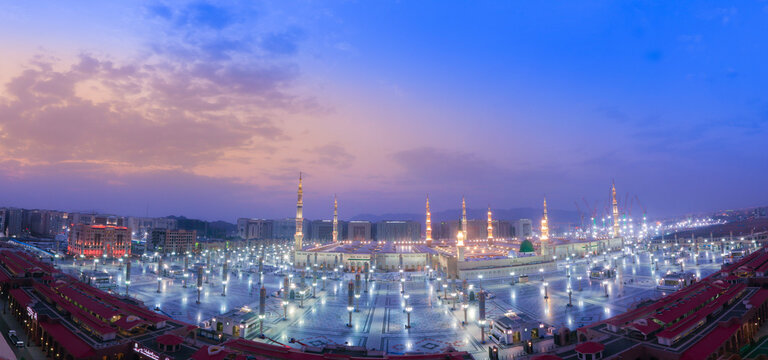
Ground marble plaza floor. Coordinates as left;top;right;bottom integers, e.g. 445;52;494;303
56;249;724;359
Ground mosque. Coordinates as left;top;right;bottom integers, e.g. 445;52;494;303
292;174;625;280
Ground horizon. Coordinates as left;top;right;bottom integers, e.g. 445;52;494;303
1;1;766;222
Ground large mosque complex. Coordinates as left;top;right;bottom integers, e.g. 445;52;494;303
292;175;627;280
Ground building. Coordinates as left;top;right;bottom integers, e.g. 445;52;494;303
514;219;533;238
126;217;178;240
5;208;23;237
375;221;421;242
0;208;6;236
347;221;372;241
68;223;131;258
236;218;273;240
272;218;309;241
573;245;768;360
149;229;197;255
310;220;334;241
438;220;486;241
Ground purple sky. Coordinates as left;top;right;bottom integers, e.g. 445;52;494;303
0;1;766;221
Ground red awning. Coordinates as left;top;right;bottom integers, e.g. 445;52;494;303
575;341;605;354
40;321;96;358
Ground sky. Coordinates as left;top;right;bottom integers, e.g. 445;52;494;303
0;1;766;222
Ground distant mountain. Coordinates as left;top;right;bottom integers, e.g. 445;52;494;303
165;215;237;238
349;208;579;224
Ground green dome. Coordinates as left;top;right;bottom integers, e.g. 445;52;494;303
519;240;534;253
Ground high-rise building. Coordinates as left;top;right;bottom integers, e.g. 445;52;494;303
347;221;372;241
273;218;308;240
67;223;131;258
437;220;486;240
149;229;196;254
6;208;23;237
310;220;334;241
0;208;6;236
375;221;421;242
237;219;273;240
126;217;178;240
514;219;533;238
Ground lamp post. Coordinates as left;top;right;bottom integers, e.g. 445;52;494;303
510;271;516;285
347;306;354;327
451;291;457;310
405;306;413;329
543;282;549;299
322;276;327;290
479;319;487;343
400;277;405;294
183;272;189;288
299;290;305;308
403;293;410;312
478;274;483;290
539;267;544;281
567;286;573;307
282;301;289;320
577;276;583;291
157;276;162;293
442;283;448;299
462;303;469;324
603;281;609;297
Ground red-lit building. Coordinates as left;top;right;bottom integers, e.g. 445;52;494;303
68;223;131;258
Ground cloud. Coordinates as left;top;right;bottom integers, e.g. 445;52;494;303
310;143;355;169
0;1;324;176
0;55;290;169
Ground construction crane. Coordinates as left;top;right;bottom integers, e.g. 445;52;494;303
574;201;584;229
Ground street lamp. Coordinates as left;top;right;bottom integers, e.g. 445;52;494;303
567;286;573;307
479;319;487;343
603;281;609;297
510;272;515;285
539;268;544;281
157;276;162;293
346;306;354;327
543;282;549;299
282;301;289;320
405;306;413;329
403;293;410;311
462;303;469;324
577;276;583;291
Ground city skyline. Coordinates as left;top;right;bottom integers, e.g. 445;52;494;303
1;1;766;221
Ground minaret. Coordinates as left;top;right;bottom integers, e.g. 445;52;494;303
611;181;620;238
461;196;468;241
332;195;338;243
541;197;549;256
487;206;494;246
294;173;304;253
425;195;433;246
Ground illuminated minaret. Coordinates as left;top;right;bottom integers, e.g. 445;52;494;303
332;195;338;243
487;206;494;246
461;196;468;240
541;197;549;241
541;197;549;256
425;195;433;246
611;181;620;238
294;173;304;252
